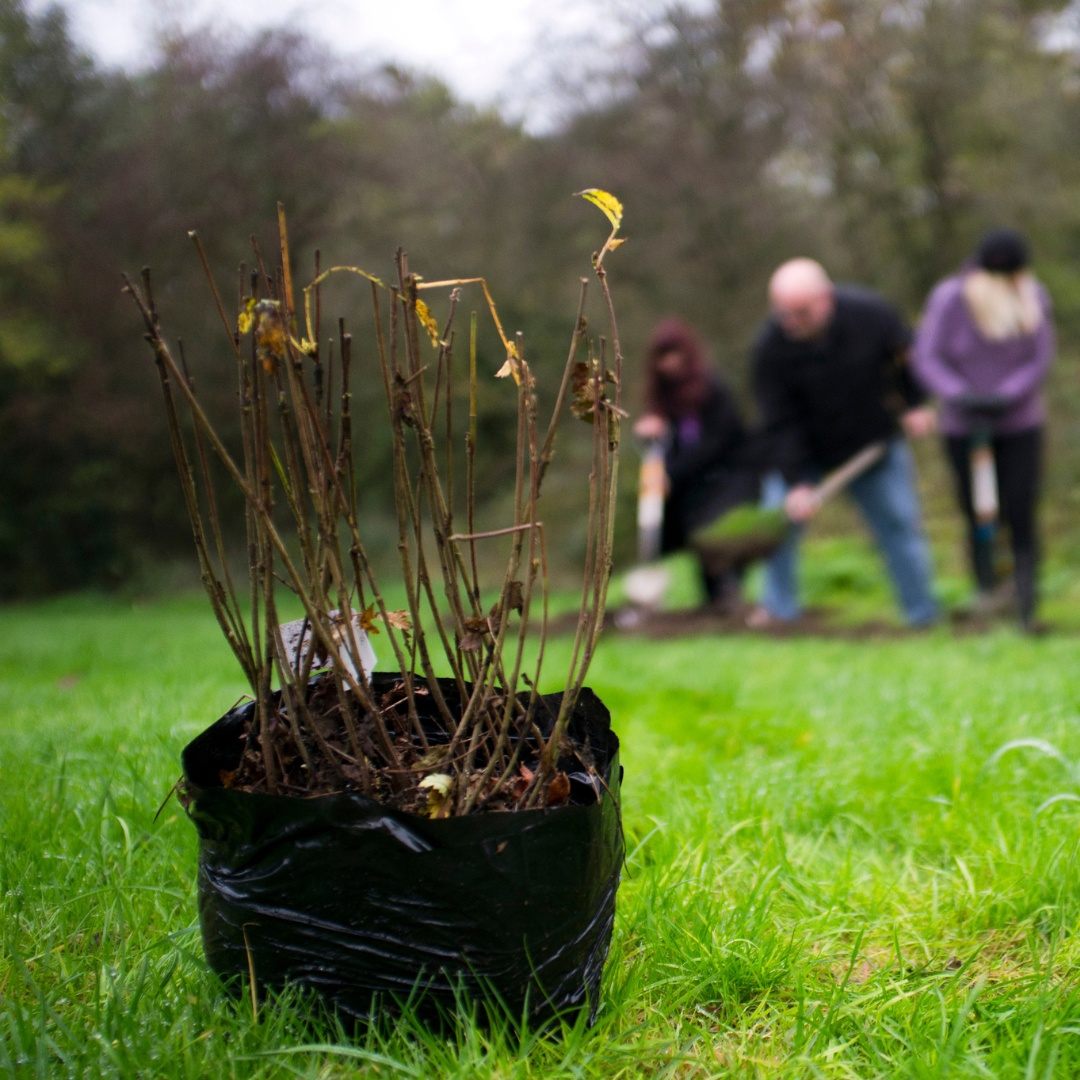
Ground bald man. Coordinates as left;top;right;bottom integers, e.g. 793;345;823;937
750;259;939;627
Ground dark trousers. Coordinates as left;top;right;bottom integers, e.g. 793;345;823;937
944;426;1042;623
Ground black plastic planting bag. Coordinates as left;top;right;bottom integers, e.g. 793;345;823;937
181;675;623;1027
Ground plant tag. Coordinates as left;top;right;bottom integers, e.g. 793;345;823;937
277;612;377;682
970;445;998;523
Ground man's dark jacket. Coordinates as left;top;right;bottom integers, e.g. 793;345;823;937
752;285;925;483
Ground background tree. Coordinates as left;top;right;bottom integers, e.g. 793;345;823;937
5;0;1080;594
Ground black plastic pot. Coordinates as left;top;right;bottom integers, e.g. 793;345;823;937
180;674;623;1027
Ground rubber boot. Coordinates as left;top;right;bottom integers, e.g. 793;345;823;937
702;566;743;614
971;527;997;593
1013;551;1039;632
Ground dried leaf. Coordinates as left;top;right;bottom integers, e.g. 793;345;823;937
489;580;525;627
505;580;524;614
570;360;618;423
577;188;623;232
359;603;380;635
570;360;596;423
394;372;417;427
415;298;441;347
219;769;238;789
512;763;536;801
495;342;522;382
459;615;490;651
253;300;287;374
547;771;571;807
378;609;413;631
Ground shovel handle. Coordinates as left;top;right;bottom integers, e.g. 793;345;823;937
812;441;888;507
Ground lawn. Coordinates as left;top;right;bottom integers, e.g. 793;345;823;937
3;569;1080;1077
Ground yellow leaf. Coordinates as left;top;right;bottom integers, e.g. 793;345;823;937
415;298;441;348
237;297;256;335
419;773;454;817
577;188;623;231
359;603;380;635
607;237;627;249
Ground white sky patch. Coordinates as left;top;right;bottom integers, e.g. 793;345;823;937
29;0;712;131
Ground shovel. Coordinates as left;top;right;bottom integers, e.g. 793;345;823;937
620;440;671;617
690;440;888;575
957;393;1010;592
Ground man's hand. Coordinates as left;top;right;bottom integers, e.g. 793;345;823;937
784;484;820;523
901;406;936;439
633;413;669;440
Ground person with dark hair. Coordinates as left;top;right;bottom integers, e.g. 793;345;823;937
913;228;1054;631
633;318;760;608
749;259;939;628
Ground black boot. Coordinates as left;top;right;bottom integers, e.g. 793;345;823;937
1013;551;1041;632
702;567;744;614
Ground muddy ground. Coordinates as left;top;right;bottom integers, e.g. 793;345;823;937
559;605;1063;640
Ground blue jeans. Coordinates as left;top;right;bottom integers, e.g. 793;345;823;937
760;438;939;626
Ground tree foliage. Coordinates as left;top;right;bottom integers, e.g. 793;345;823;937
4;0;1080;595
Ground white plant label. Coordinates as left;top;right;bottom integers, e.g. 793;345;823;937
277;611;377;683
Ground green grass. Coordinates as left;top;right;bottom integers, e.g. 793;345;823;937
4;554;1080;1077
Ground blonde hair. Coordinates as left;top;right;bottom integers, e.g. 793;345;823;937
962;269;1042;341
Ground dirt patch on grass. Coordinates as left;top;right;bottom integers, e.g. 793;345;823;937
568;605;916;640
547;604;1068;640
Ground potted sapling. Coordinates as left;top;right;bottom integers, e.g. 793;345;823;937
126;192;628;1027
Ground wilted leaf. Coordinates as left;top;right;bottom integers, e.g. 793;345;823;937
253;299;287;374
547;771;571;807
459;615;490;651
219;769;238;789
359;604;380;635
419;772;454;818
416;744;449;770
570;360;597;423
489;581;525;627
237;297;256;335
570;360;619;423
505;580;524;614
415;298;441;347
495;342;523;382
378;609;413;631
512;763;535;801
394;372;417;427
577;188;623;231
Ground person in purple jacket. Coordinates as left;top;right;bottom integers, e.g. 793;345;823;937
913;228;1054;630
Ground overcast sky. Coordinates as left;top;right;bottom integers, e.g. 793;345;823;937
29;0;705;130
